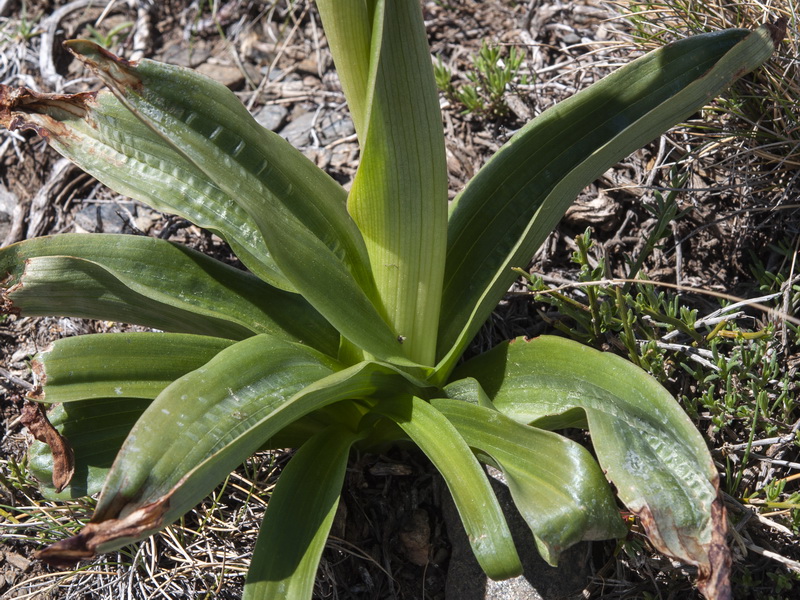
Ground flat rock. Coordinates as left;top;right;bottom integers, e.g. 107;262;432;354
254;104;289;132
280;110;318;148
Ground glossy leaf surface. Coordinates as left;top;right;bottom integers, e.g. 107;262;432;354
0;86;287;288
433;396;626;564
0;234;338;352
455;336;725;584
33;333;234;403
38;340;435;563
337;0;448;365
63;41;408;365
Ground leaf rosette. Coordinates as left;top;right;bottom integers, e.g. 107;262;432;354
0;4;785;599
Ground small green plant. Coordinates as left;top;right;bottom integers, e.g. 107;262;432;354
84;21;134;50
435;41;528;118
10;1;40;42
0;3;785;599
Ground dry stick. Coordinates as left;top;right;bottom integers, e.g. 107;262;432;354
245;3;309;112
782;235;799;348
745;542;800;574
94;0;121;26
724;492;795;537
0;365;34;390
25;158;76;240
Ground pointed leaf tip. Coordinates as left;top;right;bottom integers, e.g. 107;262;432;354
36;495;169;568
63;40;142;89
765;17;788;47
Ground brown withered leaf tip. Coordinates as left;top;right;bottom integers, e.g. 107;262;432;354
766;16;788;47
37;496;170;568
1;286;20;317
63;40;143;90
20;402;75;493
633;495;731;600
0;84;96;139
696;497;732;600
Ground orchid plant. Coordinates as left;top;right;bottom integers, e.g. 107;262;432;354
0;2;783;598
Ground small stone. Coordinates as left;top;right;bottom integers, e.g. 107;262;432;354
0;184;17;243
399;509;431;566
5;551;31;571
159;41;212;68
317;111;355;146
0;183;17;215
280;111;318;148
73;201;139;234
195;62;246;89
254;104;289;132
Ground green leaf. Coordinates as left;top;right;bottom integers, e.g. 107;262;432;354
455;336;725;579
432;396;626;565
62;41;408;365
28;333;233;499
244;426;361;600
373;396;522;580
32;333;234;403
28;397;150;499
339;0;449;365
0;86;288;289
36;338;435;564
0;234;339;353
437;25;779;372
315;0;372;138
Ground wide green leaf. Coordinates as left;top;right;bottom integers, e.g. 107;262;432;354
0;234;338;352
432;396;626;565
0;85;287;289
455;336;726;586
336;0;448;365
244;426;361;600
36;338;435;564
61;41;408;365
32;333;234;404
437;25;780;373
373;396;522;580
315;0;372;138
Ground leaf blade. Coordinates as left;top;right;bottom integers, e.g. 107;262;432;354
63;41;407;364
1;234;339;352
438;26;779;370
0;86;289;289
456;336;727;587
343;0;449;365
433;396;626;564
36;341;434;564
243;426;359;600
32;332;234;404
373;396;522;579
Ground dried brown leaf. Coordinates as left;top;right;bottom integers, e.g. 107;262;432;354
36;496;169;568
634;493;731;600
20;402;74;493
